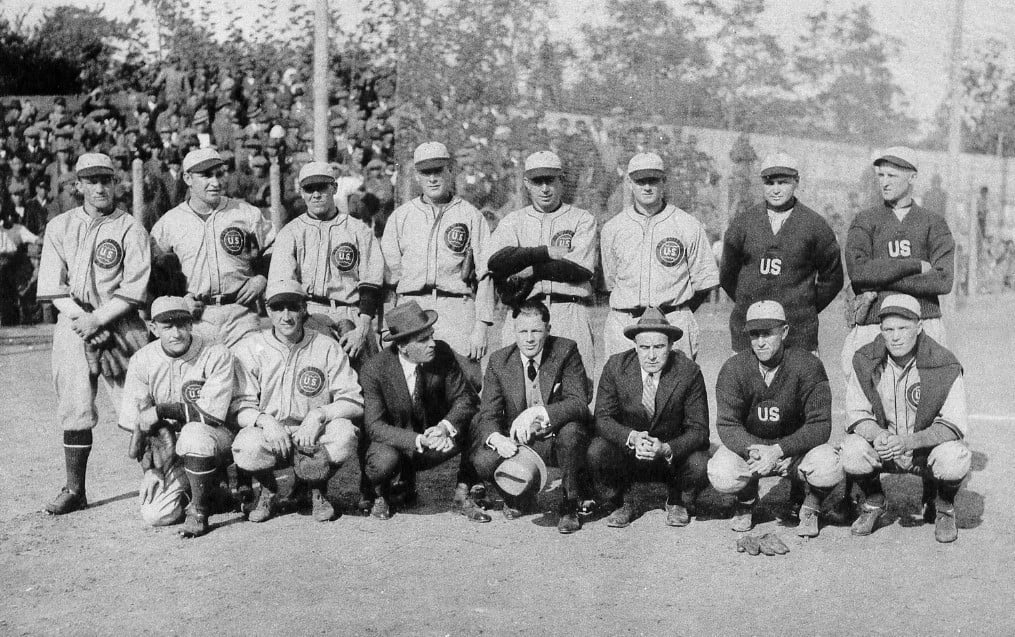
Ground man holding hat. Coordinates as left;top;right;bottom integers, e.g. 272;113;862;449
231;280;363;524
488;150;599;378
120;296;237;537
707;300;843;537
720;151;843;354
358;300;487;521
587;308;710;528
601;151;720;360
380;141;495;390
842;146;955;377
37;152;152;515
151;147;275;348
840;293;970;543
470;300;592;533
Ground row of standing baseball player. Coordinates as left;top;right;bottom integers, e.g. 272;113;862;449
36;142;956;535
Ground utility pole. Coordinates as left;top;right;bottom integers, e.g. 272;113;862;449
946;0;965;304
313;0;329;162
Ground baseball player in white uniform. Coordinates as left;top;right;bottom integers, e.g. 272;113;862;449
231;280;363;523
381;141;493;389
600;152;719;360
37;153;151;515
488;150;599;379
269;161;384;365
150;147;274;348
119;296;236;537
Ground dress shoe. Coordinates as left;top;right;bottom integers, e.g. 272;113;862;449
311;488;336;522
664;502;691;527
558;501;581;534
796;505;820;538
934;507;958;543
179;509;209;538
606;502;635;528
730;500;755;532
45;487;88;515
922;500;937;525
248;489;277;523
370;497;392;520
460;498;492;523
850;503;884;536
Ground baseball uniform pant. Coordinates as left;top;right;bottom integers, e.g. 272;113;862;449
604;307;700;361
397;293;483;391
138;422;233;526
306;301;379;369
364;439;475;490
707;444;844;496
231;418;358;472
53;313;124;431
586;436;708;506
839;434;971;482
502;301;595;381
198;303;261;349
471;421;591;502
840;318;947;379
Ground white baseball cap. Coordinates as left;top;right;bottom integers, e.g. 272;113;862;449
744;300;787;332
874;146;918;172
298;161;336;187
150;296;192;323
413;142;451;170
878;294;921;321
265;279;308;306
627;152;665;180
524;150;563;178
760;151;799;178
182;147;225;173
74;153;115;178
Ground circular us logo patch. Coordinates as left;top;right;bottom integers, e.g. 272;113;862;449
296;367;326;397
906;382;921;410
219;227;246;256
444;223;470;253
551;230;574;250
655;237;685;267
93;239;123;269
181;380;204;404
330;243;359;272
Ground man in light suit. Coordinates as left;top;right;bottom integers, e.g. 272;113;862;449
587;308;710;528
470;300;592;534
359;301;488;521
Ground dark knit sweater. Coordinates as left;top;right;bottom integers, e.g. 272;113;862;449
715;348;832;458
721;201;843;351
845;203;954;325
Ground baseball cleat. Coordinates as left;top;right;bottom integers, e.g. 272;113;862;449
796;505;820;537
45;487;88;515
850;504;884;536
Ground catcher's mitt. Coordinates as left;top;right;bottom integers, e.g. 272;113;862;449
129;423;178;474
494;274;535;311
736;532;790;556
845;291;878;329
293;444;333;482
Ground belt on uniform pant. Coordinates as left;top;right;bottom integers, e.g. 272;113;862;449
614;303;685;317
309;295;356;308
401;287;470;299
198;293;240;306
530;293;592;306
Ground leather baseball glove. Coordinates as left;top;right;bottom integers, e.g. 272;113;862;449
845;291;878;329
293;444;332;482
129;423;178;474
736;532;790;556
495;274;535;310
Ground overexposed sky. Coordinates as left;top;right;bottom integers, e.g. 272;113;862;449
6;0;1015;123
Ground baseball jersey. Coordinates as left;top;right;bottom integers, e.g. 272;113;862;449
601;204;719;309
715;348;832;458
37;207;150;307
721;202;843;351
150;197;274;297
119;333;236;429
232;328;363;424
845;203;954;325
381;195;493;322
488;204;598;299
269;212;383;311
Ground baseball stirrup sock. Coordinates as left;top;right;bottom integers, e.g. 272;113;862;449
184;455;218;514
63;430;93;494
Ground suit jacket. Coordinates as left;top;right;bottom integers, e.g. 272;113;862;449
473;336;590;445
594;349;710;463
361;339;478;454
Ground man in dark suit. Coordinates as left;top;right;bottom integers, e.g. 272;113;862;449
588;307;710;528
359;301;489;521
470;300;591;534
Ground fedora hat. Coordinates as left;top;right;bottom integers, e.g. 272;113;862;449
383;301;438;342
493;445;547;497
622;307;684;341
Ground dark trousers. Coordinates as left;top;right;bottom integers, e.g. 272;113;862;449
587;436;708;506
364;439;476;491
471;421;591;502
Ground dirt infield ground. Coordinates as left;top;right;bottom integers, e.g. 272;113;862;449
2;297;1014;636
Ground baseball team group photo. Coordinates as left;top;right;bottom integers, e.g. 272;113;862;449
2;0;1014;635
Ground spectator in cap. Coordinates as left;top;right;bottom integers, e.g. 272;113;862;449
720;151;843;355
601;151;720;362
840;294;971;543
380;141;496;392
708;300;843;538
488;149;600;382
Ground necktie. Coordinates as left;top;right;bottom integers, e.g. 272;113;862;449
412;365;426;429
642;373;657;417
527;358;538;382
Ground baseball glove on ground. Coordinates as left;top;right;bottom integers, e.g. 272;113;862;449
293;444;332;482
736;532;790;556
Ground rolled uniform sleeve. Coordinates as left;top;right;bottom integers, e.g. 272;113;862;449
114;221;152;305
321;346;364;422
195;344;236;423
906;374;967;449
845;370;881;441
37;219;70;300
